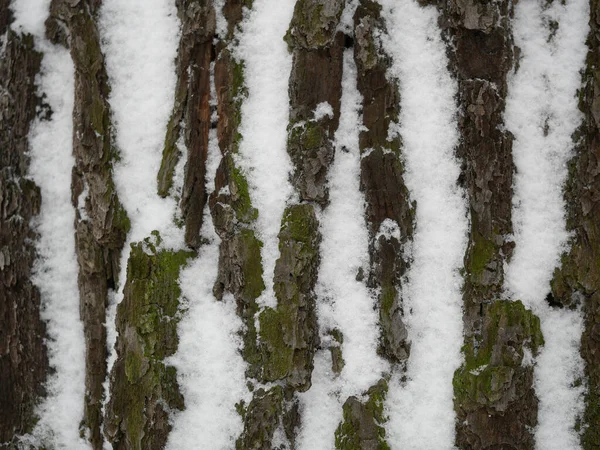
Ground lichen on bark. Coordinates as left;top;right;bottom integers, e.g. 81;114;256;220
259;204;321;391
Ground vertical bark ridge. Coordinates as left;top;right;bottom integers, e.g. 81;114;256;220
209;0;265;382
158;0;216;249
44;1;130;446
435;0;544;447
0;4;47;443
550;0;600;445
354;0;413;369
335;2;413;447
237;1;346;447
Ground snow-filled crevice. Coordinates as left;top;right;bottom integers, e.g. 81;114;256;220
380;0;468;448
98;0;183;424
236;0;296;310
166;53;251;447
504;0;589;447
10;2;88;447
296;48;389;450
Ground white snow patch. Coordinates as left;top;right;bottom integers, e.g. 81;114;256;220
297;49;388;450
380;0;468;448
314;101;334;121
214;0;228;39
236;0;296;309
167;211;250;449
504;0;589;447
10;5;89;447
376;218;401;242
98;0;183;438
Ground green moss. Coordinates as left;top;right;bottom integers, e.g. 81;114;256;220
258;307;295;380
157;116;181;197
288;120;326;152
453;300;544;410
110;232;194;448
284;1;343;49
229;158;259;223
280;203;318;244
239;229;265;300
469;229;496;278
236;386;284;450
335;380;391;450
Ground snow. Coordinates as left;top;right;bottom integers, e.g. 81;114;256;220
98;0;183;432
167;11;251;448
10;3;88;448
380;0;468;448
504;0;589;447
297;49;389;450
236;0;296;309
167;212;250;449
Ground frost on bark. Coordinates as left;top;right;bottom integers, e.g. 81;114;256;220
45;1;130;445
434;0;543;447
158;0;216;248
0;3;47;443
549;1;600;445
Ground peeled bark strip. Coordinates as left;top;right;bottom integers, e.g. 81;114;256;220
44;2;130;445
435;0;542;447
354;0;413;365
104;233;193;450
158;0;215;248
0;5;47;442
550;2;600;446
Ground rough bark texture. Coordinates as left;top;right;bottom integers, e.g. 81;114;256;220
436;0;543;447
158;0;216;249
334;380;390;450
354;0;413;366
549;0;600;446
45;1;130;445
104;233;192;450
208;0;265;381
0;4;47;443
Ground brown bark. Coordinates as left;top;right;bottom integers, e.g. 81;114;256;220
549;0;600;446
0;4;47;443
434;0;542;448
158;0;216;249
45;1;129;446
